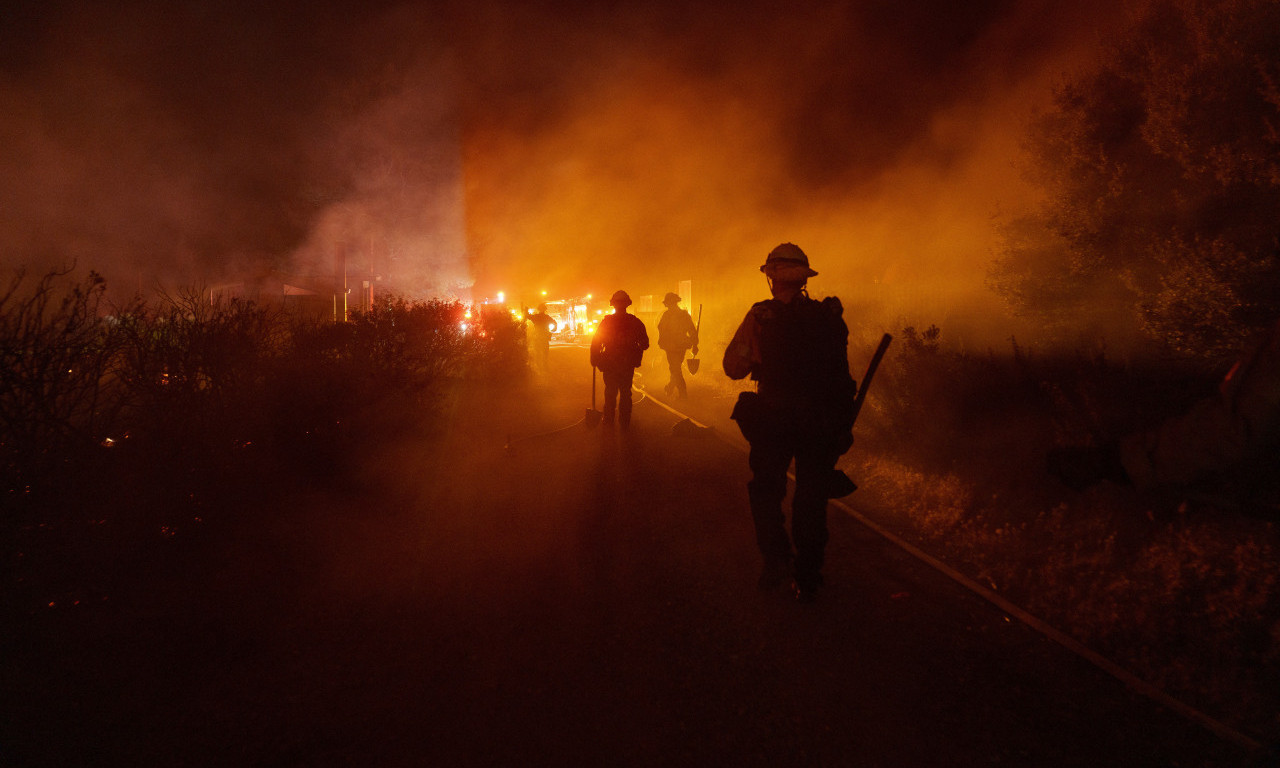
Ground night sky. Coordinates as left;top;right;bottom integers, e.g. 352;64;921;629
1;0;1134;323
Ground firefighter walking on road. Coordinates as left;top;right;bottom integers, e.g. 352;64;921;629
590;290;650;428
723;243;858;602
658;292;699;398
526;303;558;372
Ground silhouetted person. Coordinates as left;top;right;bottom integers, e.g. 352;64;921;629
658;292;698;398
526;303;557;371
590;290;649;428
1050;317;1280;498
724;243;858;602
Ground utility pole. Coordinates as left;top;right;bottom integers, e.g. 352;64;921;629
336;244;348;323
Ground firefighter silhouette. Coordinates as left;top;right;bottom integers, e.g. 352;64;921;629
657;292;698;398
526;303;557;371
724;243;858;602
590;290;649;427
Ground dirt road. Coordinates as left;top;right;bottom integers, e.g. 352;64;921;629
4;343;1252;766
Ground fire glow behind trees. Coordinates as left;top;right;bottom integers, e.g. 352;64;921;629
6;0;1269;351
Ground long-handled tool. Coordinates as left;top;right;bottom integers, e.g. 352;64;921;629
827;332;894;499
686;303;703;375
852;333;893;425
585;365;603;426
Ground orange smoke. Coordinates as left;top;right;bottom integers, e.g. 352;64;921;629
459;24;1113;348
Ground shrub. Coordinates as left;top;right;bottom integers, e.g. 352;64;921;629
1;270;527;508
849;321;1280;734
0;268;132;483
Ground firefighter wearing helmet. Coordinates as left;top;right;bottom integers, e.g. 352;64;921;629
658;291;699;398
590;290;650;427
526;302;558;372
723;243;858;602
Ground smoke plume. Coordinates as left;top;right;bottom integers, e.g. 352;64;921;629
2;0;1134;340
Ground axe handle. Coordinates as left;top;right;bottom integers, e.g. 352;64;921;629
851;333;892;424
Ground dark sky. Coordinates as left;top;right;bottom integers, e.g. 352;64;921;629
0;0;1133;310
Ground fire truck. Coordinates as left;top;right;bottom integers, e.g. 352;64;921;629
542;296;602;343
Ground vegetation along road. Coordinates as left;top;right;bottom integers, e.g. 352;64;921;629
5;339;1257;767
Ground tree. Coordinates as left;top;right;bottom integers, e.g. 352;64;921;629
992;0;1280;360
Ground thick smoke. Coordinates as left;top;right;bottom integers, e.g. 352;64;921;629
455;0;1138;345
0;0;464;299
2;0;1133;337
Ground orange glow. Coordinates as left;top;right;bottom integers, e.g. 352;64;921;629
458;13;1124;348
0;2;1137;349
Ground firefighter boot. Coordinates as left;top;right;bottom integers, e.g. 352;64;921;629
793;572;824;603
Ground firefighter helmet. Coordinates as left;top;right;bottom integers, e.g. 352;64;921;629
610;290;632;307
662;292;681;307
760;242;818;279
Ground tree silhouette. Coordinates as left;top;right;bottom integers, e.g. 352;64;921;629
992;0;1280;360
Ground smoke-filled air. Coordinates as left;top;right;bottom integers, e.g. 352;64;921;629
3;0;1137;344
11;1;1280;762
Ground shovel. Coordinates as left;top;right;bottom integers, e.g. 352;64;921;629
686;304;703;375
585;365;603;426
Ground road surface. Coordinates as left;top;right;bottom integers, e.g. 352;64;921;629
4;342;1254;766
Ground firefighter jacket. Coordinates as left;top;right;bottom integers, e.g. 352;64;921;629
658;307;699;352
591;311;649;371
723;293;858;439
527;311;557;337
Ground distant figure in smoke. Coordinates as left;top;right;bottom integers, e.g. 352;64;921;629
658;292;699;398
1049;317;1280;500
590;290;650;428
723;244;858;602
526;303;558;372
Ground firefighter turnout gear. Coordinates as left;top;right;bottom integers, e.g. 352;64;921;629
725;244;857;601
526;303;558;372
591;293;649;427
658;293;699;398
